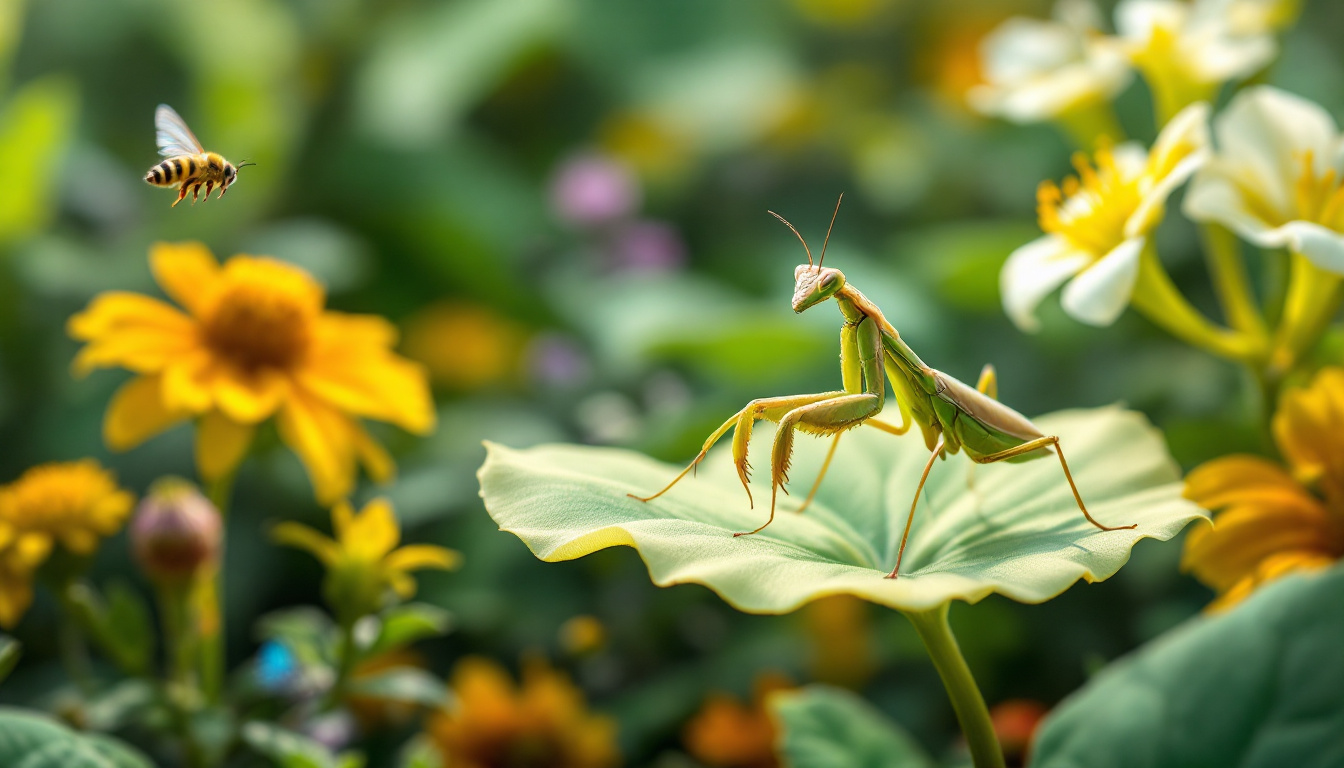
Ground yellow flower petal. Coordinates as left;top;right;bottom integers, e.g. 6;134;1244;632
212;367;289;424
67;293;197;376
1182;501;1334;592
1275;367;1344;503
0;572;34;629
342;498;401;561
352;423;395;485
104;375;189;451
1184;454;1321;516
301;316;435;433
149;242;220;318
161;351;219;414
195;410;255;482
277;391;356;505
271;522;340;567
384;544;462;574
1206;550;1336;612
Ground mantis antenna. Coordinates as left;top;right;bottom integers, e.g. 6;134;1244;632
768;210;813;267
818;193;843;268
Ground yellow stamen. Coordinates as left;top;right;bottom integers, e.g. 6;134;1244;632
1036;143;1142;257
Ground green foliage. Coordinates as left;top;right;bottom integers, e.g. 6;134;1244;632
771;685;934;768
0;75;76;244
0;635;18;685
1033;566;1344;768
242;722;366;768
0;708;154;768
479;406;1206;613
364;603;454;658
347;668;451;709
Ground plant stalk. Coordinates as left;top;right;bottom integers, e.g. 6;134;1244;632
906;604;1005;768
198;472;236;704
1130;243;1265;364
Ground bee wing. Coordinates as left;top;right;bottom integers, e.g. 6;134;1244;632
155;104;204;157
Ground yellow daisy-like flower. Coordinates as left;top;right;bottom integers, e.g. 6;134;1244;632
0;460;135;627
1183;367;1344;610
272;498;459;618
68;243;435;504
426;656;620;768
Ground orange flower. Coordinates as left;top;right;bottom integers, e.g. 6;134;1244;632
1183;367;1344;609
68;242;435;503
427;656;619;768
683;673;793;768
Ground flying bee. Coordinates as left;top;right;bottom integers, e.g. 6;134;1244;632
143;104;254;207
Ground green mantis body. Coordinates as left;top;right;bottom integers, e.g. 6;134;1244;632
630;200;1135;578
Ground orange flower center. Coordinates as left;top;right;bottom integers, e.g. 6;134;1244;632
202;269;316;371
1037;145;1142;257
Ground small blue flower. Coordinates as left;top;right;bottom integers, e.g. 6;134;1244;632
256;640;299;690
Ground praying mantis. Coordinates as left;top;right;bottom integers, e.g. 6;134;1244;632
629;196;1136;579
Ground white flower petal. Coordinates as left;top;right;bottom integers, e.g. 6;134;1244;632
1115;0;1186;41
1001;235;1092;332
1273;222;1344;274
1126;103;1211;237
1213;86;1338;220
1183;161;1278;239
1060;237;1144;326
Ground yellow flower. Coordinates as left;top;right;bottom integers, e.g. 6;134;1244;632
427;656;620;768
0;460;134;627
401;302;526;392
67;242;435;504
683;673;793;768
1183;367;1344;610
272;498;459;618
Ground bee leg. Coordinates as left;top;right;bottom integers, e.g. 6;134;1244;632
217;183;227;199
203;181;215;201
172;185;189;208
191;183;202;204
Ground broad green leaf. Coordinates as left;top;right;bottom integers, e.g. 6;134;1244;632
770;685;934;768
242;721;363;768
0;635;18;685
256;607;337;666
365;603;454;658
0;707;153;768
83;680;156;732
0;76;77;244
104;582;154;675
1033;566;1344;768
479;406;1205;613
348;668;451;709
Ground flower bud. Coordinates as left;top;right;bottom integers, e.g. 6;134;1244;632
130;478;221;582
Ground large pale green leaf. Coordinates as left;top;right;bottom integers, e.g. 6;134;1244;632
479;405;1205;612
770;685;934;768
0;708;153;768
1032;566;1344;768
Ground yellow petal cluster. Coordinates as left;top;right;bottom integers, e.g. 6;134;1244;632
427;656;620;768
272;498;459;616
1183;367;1344;609
0;460;134;627
67;242;436;504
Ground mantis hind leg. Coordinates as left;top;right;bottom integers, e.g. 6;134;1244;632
628;392;842;507
970;436;1137;533
887;435;946;579
735;393;882;537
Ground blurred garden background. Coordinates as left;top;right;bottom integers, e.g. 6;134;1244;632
1;0;1342;765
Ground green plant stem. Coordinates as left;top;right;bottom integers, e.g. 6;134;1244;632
157;582;193;688
1200;224;1267;339
1130;243;1265;364
323;615;360;712
199;472;236;704
906;604;1005;768
1056;100;1126;149
1267;252;1343;381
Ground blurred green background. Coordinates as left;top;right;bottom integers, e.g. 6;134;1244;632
2;0;1343;764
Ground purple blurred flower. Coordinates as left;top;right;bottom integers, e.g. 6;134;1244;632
609;220;686;272
525;333;591;389
549;154;641;227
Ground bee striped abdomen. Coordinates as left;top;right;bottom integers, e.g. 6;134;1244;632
145;155;198;186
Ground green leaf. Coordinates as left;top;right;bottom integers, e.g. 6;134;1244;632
242;721;361;768
770;685;934;768
104;582;155;675
1033;566;1344;768
257;607;337;666
0;707;154;768
398;735;445;768
365;603;453;658
0;635;19;685
0;76;77;244
347;668;451;709
479;405;1205;613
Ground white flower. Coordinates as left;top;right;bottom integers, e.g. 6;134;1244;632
1117;0;1276;94
969;0;1131;124
1184;86;1344;274
1002;103;1210;331
1202;0;1301;35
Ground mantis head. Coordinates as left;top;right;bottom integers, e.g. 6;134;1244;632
792;265;845;312
771;193;847;314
